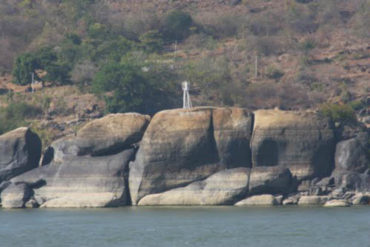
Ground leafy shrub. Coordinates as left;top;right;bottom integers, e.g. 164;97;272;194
162;10;193;42
319;103;357;124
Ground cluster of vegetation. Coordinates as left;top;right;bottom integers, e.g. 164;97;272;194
319;103;357;124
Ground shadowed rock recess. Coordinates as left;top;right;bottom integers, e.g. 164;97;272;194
0;108;369;208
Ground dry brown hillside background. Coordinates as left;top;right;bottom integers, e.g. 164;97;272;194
0;0;369;144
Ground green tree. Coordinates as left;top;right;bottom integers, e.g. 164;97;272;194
163;10;193;42
92;57;178;114
12;53;39;85
12;47;71;85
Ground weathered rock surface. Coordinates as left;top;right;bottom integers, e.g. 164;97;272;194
10;149;134;208
298;195;328;206
0;127;41;183
51;113;150;163
129;107;253;205
335;132;369;173
324;199;350;207
0;183;32;208
249;167;293;195
251;110;335;180
235;194;278;206
212;107;253;168
138;168;249;205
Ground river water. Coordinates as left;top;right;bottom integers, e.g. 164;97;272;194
0;207;369;247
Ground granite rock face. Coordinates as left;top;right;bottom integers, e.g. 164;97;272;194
251;110;336;180
10;149;134;208
0;128;41;183
129;107;253;205
51;113;150;163
138;168;250;205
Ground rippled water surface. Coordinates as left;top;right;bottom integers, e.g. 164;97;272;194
0;207;369;247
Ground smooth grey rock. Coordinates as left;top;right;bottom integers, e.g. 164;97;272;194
0;183;32;208
235;194;278;206
251;110;335;180
0;127;41;183
138;168;249;206
249;167;293;195
129;107;253;205
51;113;150;163
11;149;134;208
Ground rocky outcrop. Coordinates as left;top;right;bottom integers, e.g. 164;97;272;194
0;128;41;183
129;107;253;205
0;107;368;208
251;110;336;180
51;113;150;163
9;149;134;208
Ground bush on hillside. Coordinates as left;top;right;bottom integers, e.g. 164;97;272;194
319;103;357;124
162;10;193;42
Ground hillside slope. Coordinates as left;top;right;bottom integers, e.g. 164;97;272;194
0;0;369;143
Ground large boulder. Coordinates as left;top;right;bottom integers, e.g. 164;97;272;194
0;127;41;183
298;195;328;205
248;166;293;195
251;109;335;180
10;149;134;208
51;113;150;163
138;168;249;206
129;107;253;205
0;183;32;208
335;132;369;173
235;194;278;206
